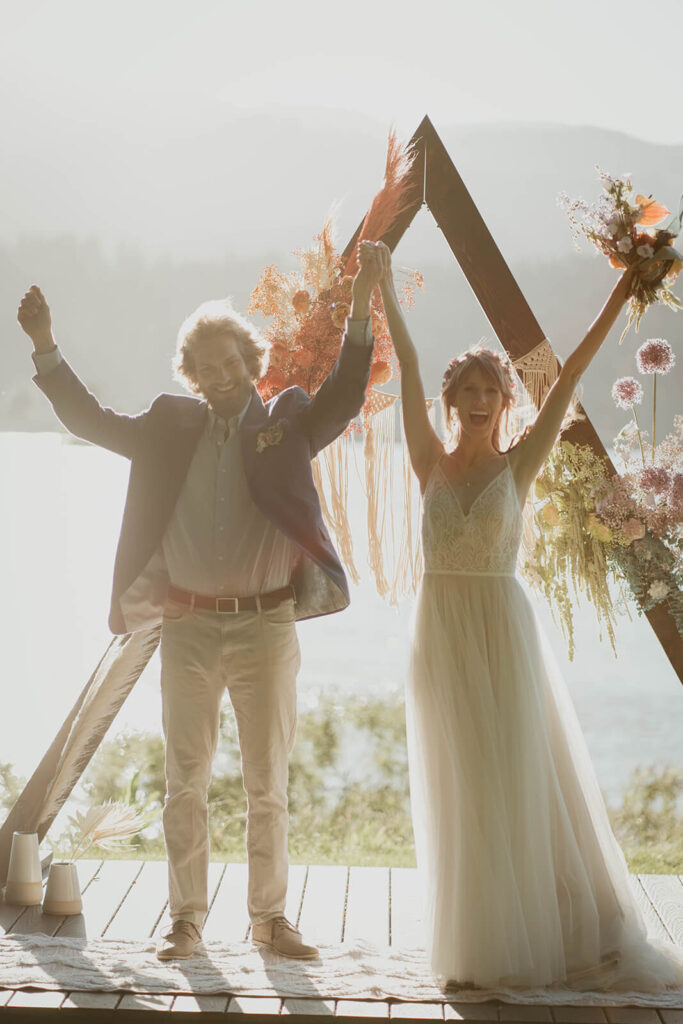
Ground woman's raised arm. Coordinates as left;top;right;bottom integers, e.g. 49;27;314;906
376;243;442;492
512;270;633;496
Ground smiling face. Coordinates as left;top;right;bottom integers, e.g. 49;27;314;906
450;365;505;442
191;331;254;419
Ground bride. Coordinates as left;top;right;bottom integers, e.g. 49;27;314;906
370;240;683;994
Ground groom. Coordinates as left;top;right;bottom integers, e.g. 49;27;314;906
17;243;380;960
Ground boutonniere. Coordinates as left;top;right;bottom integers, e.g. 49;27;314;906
256;420;286;454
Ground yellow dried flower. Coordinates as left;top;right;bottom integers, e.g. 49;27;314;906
541;502;561;527
586;514;612;544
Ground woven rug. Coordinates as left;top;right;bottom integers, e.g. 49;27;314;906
1;935;682;1007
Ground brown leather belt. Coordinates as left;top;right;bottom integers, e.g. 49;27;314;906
167;584;295;614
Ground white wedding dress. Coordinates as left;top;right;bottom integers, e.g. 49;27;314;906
407;452;683;995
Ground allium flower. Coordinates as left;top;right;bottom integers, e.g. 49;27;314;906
636;338;676;375
616;236;633;253
638;466;670;494
611;376;643;409
621;517;646;541
648;580;669;601
636;243;654;259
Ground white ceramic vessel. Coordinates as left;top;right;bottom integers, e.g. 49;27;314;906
42;861;82;915
4;832;42;906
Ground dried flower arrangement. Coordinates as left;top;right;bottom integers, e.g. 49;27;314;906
522;338;682;657
558;169;682;341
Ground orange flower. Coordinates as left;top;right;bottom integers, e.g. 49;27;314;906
295;347;315;368
608;253;626;269
266;369;287;392
369;361;392;387
292;289;311;314
330;302;350;329
268;343;287;368
635;194;670;227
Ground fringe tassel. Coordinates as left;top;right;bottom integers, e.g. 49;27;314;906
512;338;559;412
312;435;360;585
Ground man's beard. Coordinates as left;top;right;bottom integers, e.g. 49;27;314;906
205;380;253;420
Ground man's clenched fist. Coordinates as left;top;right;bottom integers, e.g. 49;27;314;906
17;285;55;353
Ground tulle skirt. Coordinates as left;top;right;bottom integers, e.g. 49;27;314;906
407;571;683;994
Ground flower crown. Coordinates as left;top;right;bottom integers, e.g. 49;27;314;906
441;350;517;394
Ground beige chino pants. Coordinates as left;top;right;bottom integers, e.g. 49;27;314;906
160;597;300;930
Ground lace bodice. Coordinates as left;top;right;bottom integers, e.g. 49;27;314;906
422;457;522;576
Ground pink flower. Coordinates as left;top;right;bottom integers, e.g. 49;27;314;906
670;473;683;516
611;376;643;409
621;517;646;541
648;580;669;601
638;466;671;494
636;338;676;375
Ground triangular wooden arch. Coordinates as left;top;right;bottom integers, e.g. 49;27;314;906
1;115;680;887
345;115;682;684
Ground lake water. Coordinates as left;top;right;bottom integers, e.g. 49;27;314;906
1;432;682;806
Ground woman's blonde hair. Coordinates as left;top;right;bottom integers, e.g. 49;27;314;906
441;343;521;452
172;299;268;394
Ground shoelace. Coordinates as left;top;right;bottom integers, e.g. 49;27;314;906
270;915;300;935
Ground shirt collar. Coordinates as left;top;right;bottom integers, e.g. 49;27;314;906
206;389;253;439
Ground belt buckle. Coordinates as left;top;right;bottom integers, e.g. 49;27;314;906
216;596;239;614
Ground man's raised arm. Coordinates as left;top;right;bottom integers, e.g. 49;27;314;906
17;285;146;459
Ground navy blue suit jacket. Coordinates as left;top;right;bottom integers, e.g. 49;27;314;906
34;335;372;633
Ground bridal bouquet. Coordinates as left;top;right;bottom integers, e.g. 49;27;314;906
558;169;683;341
522;339;683;657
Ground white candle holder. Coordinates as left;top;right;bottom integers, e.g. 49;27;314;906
4;831;43;906
42;861;82;916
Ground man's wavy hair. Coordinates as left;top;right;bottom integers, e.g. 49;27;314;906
172;299;268;394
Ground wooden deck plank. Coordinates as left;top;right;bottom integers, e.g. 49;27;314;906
629;876;672;945
638;875;683;945
550;1009;607;1023
390;868;423;947
119;991;175;1011
285;863;308;929
297;865;348;947
172;993;231;1013
282;997;335;1015
604;1011;661;1024
499;1008;552;1022
227;995;283;1013
335;1000;390;1017
58;858;142;939
391;1002;444;1018
344;867;390;946
659;1013;683;1024
445;1004;500;1021
61;990;121;1009
203;861;250;942
6;989;66;1007
104;859;169;939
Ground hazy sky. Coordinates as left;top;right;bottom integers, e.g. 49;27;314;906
2;0;682;144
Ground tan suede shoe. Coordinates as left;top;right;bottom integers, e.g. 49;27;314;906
252;915;319;959
156;920;202;960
